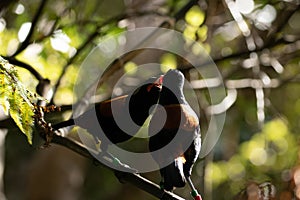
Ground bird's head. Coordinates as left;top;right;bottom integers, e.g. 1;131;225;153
162;69;184;91
159;69;186;105
130;75;163;105
146;75;163;92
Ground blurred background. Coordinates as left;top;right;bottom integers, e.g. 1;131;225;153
0;0;300;199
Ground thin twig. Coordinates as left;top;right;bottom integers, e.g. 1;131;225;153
181;38;299;74
264;3;300;47
12;0;48;57
2;56;44;81
50;27;100;103
34;18;59;43
50;4;186;103
73;21;171;115
50;13;132;103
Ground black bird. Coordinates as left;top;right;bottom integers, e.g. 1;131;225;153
149;69;202;199
53;76;162;153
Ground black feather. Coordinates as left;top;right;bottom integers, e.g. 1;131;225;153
52;77;162;150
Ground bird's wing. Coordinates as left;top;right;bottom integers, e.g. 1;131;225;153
150;104;199;132
98;95;128;117
149;104;200;161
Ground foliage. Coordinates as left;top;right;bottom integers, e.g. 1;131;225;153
206;119;299;198
0;0;299;199
0;56;42;144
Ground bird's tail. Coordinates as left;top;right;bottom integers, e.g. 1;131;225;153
163;156;186;191
52;118;75;130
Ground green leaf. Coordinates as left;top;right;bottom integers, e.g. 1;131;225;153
185;6;205;27
0;57;39;145
9;90;34;144
0;72;10;115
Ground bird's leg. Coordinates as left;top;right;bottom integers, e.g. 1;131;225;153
159;168;165;190
159;178;164;190
185;176;202;200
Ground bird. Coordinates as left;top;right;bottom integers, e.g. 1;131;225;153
149;69;202;199
52;76;163;155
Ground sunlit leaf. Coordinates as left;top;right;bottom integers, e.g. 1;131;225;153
9;90;34;144
206;162;228;187
263;119;288;141
211;119;299;194
160;53;177;73
124;61;137;75
202;43;211;54
226;156;245;181
197;25;208;41
0;72;9;114
185;6;205;27
183;25;197;40
0;57;41;145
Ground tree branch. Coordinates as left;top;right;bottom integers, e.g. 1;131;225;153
49;133;185;200
50;10;171;100
264;2;300;47
2;56;44;81
31;101;186;199
12;0;48;57
50;12;133;103
34;17;59;44
115;171;185;200
70;21;172;118
50;27;100;103
181;38;299;74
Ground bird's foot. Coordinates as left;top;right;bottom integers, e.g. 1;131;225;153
191;190;202;200
186;176;203;200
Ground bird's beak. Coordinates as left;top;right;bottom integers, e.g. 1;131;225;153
147;75;164;92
